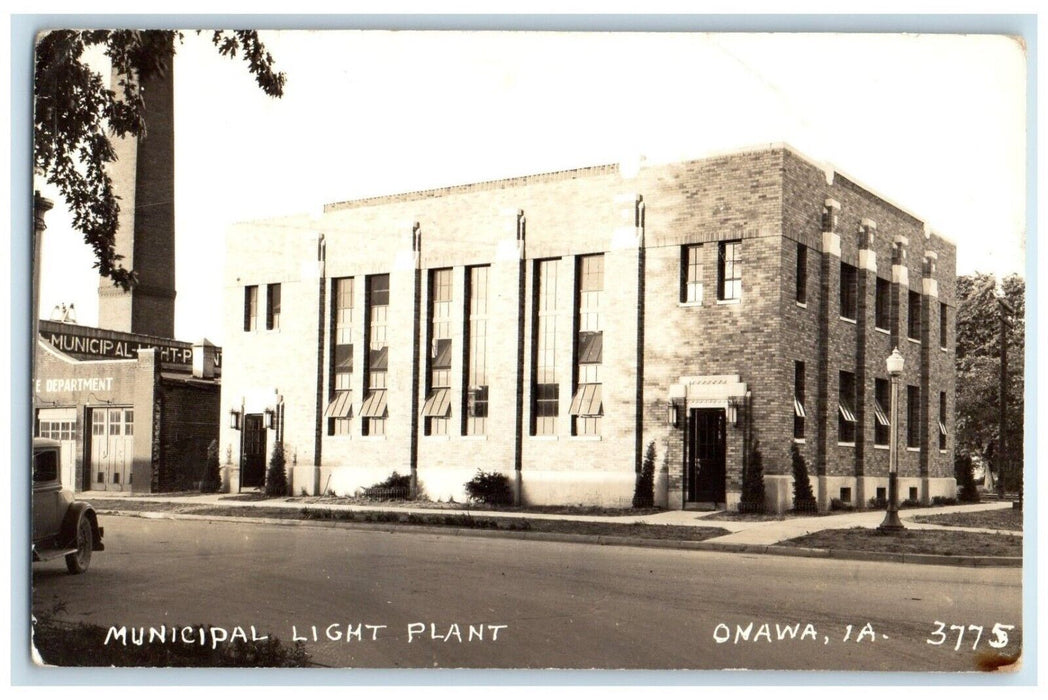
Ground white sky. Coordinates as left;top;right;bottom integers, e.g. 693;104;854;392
35;30;1028;346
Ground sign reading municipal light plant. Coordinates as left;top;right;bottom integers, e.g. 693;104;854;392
40;328;222;372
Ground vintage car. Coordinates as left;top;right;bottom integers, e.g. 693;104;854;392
32;438;104;574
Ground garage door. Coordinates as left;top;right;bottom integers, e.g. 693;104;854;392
89;407;135;491
36;407;77;489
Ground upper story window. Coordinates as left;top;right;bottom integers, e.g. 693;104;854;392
838;370;857;444
840;263;858;321
908;290;922;340
873;377;891;447
717;241;741;301
681;244;703;303
361;274;390;436
532;259;560;436
793;361;805;440
907;385;920;448
571;254;604;436
243;285;258;332
326;277;354;436
939;302;948;348
874;277;891;331
796;244;807;304
266;283;281;330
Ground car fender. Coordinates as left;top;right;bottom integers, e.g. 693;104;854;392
59;503;105;552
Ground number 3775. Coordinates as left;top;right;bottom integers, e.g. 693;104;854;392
927;622;1016;651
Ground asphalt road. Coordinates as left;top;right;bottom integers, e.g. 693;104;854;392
31;514;1023;671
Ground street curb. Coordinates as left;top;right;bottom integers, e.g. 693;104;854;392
96;508;1023;568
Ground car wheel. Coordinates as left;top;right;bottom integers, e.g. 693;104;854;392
65;517;93;574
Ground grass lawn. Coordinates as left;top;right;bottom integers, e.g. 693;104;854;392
779;527;1021;558
89;499;729;542
910;507;1023;532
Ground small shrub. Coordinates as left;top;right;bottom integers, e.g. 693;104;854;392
791;443;817;513
739;438;767;514
868;496;888;509
955;453;980;503
201;440;221;493
465;470;513;506
632;442;656;508
900;498;921;509
932;496;959;507
264;443;288;497
363;471;411;499
830;498;854;512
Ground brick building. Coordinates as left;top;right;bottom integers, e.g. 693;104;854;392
220;144;957;512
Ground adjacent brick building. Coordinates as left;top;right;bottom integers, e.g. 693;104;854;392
220;144;957;512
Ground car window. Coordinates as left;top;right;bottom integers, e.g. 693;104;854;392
33;450;59;483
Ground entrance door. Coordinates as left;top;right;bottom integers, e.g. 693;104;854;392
36;407;77;489
88;407;135;491
241;414;267;489
687;408;726;503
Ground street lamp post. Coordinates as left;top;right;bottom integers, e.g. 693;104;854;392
879;348;906;533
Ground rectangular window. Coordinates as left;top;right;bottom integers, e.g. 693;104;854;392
939;302;948;348
464;266;490;435
532;259;559;435
326;277;355;436
244;285;258;331
874;378;891;447
793;361;805;439
840;263;858;320
939;391;948;450
875;277;891;330
717;241;742;301
838;371;857;444
907;385;920;448
681;244;703;303
572;255;604;435
123;409;134;437
908;290;922;340
266;283;281;330
424;268;453;436
92;410;105;436
362;274;390;436
796;244;807;304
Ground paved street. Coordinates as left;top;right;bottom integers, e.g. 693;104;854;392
32;514;1022;671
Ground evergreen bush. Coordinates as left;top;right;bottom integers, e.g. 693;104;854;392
739;438;766;513
264;442;288;497
955;453;980;503
791;442;817;513
632;442;656;508
464;470;513;506
363;471;411;499
201;439;221;493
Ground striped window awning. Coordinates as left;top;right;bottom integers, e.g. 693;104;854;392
359;389;388;419
324;391;353;419
421;387;451;418
873;399;890;427
569;383;603;417
938;419;948;436
794;397;805;418
578;331;603;364
838;402;857;424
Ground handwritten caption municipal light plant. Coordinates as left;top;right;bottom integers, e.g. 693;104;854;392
103;622;508;649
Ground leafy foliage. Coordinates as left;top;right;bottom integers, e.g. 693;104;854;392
739;437;766;513
791;442;817;512
465;470;513;506
201;439;221;493
632;442;656;508
954;453;980;503
34;30;285;289
363;471;411;499
264;442;288;497
955;273;1024;486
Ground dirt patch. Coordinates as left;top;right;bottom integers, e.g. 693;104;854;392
911;507;1023;532
779;527;1021;558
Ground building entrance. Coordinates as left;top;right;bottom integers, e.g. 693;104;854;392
87;406;135;491
687;408;726;503
241;413;267;489
36;407;78;490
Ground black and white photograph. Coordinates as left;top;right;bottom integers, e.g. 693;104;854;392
15;14;1033;684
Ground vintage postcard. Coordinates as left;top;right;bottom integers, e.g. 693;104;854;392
25;25;1028;680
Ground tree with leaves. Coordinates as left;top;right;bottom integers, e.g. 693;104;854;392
955;273;1024;491
34;30;285;289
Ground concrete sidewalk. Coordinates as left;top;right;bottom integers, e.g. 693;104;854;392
82;490;1019;545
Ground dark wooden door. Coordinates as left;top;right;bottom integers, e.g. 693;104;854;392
688;408;726;502
241;414;267;489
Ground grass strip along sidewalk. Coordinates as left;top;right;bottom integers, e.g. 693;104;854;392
779;527;1021;558
88;499;730;542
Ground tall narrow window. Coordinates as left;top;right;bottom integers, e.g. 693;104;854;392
939;391;948;450
571;255;604;435
873;378;891;447
532;259;559;435
908;290;922;340
464;266;490;435
840;263;858;320
360;274;390;436
838;371;857;444
681;244;702;303
244;285;258;331
326;277;354;435
939;302;948;348
793;361;806;439
796;244;807;304
421;268;453;436
875;277;891;330
717;241;742;301
907;385;920;448
266;283;281;330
